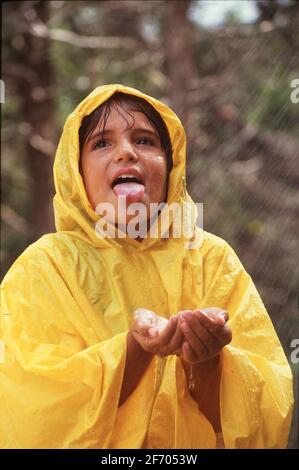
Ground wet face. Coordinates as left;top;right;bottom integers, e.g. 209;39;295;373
80;105;168;226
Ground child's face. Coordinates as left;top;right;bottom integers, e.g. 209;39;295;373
80;106;168;225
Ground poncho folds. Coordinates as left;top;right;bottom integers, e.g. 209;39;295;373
0;84;293;448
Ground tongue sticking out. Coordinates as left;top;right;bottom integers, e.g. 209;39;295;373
113;182;145;204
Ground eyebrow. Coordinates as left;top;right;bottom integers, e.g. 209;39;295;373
89;127;160;142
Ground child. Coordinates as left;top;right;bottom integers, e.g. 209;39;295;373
0;84;293;448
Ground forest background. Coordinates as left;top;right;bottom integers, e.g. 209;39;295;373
2;0;298;448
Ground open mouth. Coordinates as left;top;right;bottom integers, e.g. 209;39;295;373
111;175;144;188
111;175;146;202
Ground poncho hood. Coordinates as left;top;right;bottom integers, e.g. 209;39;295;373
53;84;196;250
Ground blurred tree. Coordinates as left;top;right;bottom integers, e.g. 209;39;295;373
2;0;298;446
3;1;55;245
164;1;196;140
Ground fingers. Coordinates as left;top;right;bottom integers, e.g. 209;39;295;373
159;316;179;345
198;308;229;325
147;315;185;356
167;315;184;352
133;309;171;339
180;314;209;360
180;310;232;362
155;316;168;332
194;310;232;347
132;311;183;356
181;340;198;364
133;308;157;336
132;322;155;337
146;316;180;356
132;318;156;337
134;308;157;324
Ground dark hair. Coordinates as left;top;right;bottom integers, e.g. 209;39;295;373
79;92;173;176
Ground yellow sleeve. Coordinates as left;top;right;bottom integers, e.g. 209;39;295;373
0;248;127;449
202;239;294;448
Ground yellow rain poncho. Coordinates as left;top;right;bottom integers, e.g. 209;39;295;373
0;84;293;449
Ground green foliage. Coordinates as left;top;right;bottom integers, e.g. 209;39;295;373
2;0;298;447
248;72;298;132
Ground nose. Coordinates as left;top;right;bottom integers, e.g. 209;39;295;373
113;138;139;163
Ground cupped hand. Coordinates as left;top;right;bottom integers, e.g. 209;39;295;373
130;308;184;356
179;307;232;364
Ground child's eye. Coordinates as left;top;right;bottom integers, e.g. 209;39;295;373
137;137;154;146
92;140;108;150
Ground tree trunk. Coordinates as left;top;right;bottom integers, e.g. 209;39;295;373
20;1;55;241
164;0;197;158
